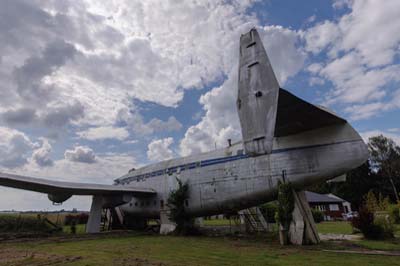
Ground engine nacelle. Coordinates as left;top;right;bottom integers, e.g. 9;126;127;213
48;193;72;204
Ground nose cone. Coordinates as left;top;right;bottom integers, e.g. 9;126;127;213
342;123;370;170
358;137;370;166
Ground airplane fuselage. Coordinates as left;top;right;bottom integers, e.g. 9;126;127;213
115;122;368;219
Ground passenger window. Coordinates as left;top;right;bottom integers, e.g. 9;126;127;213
237;149;244;155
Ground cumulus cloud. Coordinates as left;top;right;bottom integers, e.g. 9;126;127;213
147;138;175;162
2;108;38;125
77;126;129;141
117;108;182;136
41;101;85;127
147;116;182;133
0;127;36;168
303;0;400;120
64;146;96;164
32;138;53;167
0;0;258;131
13;39;77;103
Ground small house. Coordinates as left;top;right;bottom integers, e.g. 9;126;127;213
305;191;352;221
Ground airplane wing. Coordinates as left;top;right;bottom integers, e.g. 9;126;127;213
274;89;346;137
0;172;156;196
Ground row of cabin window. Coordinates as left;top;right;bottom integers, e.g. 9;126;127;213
129;199;189;208
122;162;201;184
121;150;244;185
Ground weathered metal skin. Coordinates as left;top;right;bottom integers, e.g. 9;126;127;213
116;122;368;218
237;29;279;156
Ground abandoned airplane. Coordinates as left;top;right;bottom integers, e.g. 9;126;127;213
0;29;368;234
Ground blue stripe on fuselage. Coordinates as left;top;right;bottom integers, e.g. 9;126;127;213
118;139;361;184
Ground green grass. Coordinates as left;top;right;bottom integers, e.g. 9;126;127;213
62;224;86;234
2;235;400;266
204;220;356;236
203;219;232;226
316;221;354;235
356;239;400;251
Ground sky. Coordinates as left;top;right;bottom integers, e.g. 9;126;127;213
0;0;399;211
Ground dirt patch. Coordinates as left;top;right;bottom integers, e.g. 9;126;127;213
0;248;81;266
323;249;400;256
113;258;167;266
0;230;147;244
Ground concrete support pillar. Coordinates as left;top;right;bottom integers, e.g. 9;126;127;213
289;190;320;245
159;209;176;235
86;195;104;233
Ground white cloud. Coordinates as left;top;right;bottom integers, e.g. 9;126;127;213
117;108;182;136
64;146;96;164
77;126;129;141
32;138;53;167
147;116;182;133
0;127;36;168
0;0;258;132
147;138;175;162
304;21;340;54
343;88;400;120
303;0;400;120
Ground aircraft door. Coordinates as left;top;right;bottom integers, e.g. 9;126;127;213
200;178;217;210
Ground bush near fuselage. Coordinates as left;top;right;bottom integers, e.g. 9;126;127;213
0;214;55;233
64;213;89;225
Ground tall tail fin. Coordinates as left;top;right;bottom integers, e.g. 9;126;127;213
237;28;280;156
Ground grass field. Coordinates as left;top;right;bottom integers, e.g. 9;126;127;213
1;234;400;266
2;217;400;265
62;224;86;234
316;221;354;234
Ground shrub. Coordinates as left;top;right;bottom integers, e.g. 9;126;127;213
374;213;394;238
64;213;89;225
311;209;324;223
0;215;54;233
276;181;294;231
364;190;390;213
259;202;277;223
388;204;400;224
167;179;197;235
351;206;385;240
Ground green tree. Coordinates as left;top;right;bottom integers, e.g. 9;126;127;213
368;135;400;201
167;179;194;235
309;162;380;209
276;181;294;230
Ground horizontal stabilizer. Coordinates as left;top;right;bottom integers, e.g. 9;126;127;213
275;89;346;137
0;172;156;196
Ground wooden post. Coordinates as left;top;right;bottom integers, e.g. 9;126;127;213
289;190;320;245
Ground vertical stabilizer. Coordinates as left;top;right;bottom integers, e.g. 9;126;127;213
237;28;280;156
